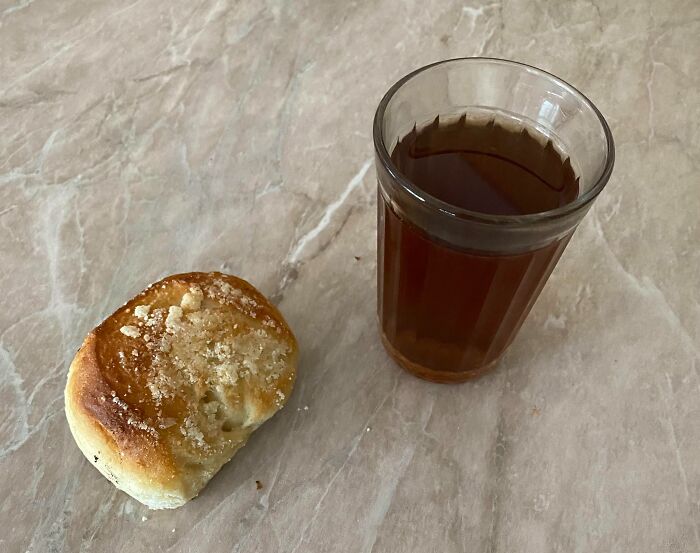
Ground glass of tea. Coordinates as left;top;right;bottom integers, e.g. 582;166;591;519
374;58;615;383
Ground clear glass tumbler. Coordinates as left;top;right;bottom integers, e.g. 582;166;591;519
374;58;614;383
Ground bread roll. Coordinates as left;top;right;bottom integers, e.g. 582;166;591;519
64;272;298;509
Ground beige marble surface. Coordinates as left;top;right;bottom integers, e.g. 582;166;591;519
1;0;699;551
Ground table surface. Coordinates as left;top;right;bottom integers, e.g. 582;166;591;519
2;0;699;551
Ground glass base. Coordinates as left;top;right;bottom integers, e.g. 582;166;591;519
380;330;500;384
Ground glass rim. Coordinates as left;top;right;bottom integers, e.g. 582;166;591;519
373;57;616;226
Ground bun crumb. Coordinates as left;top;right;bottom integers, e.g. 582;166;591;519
120;325;140;338
180;286;203;311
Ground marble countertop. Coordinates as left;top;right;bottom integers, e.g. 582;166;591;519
2;0;699;551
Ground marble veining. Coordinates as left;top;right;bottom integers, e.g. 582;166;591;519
1;0;699;551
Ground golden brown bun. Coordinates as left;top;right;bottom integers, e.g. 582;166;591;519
64;272;298;509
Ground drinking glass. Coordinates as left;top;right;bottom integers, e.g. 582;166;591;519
374;58;615;383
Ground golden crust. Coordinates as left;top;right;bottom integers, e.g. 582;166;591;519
65;333;182;502
64;272;298;509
